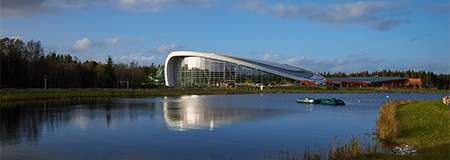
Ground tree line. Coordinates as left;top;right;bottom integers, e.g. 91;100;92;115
322;70;450;89
1;37;162;89
1;37;448;89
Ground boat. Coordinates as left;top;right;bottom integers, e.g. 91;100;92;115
296;97;316;104
296;97;345;106
315;98;346;106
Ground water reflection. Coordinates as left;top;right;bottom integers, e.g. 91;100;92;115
0;101;85;146
0;100;158;146
0;96;288;146
162;95;286;131
163;98;220;131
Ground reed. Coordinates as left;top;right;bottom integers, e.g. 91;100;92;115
376;100;412;141
328;137;369;160
261;137;370;160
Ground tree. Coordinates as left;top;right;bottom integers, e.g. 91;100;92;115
103;56;116;88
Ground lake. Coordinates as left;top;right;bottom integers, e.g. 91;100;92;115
0;93;445;160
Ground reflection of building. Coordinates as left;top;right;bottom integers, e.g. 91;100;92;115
164;51;324;87
325;77;422;88
162;95;282;131
162;96;220;131
162;95;246;131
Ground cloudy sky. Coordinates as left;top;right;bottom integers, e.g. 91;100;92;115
1;0;449;73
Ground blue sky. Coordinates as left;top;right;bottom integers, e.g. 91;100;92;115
1;0;449;73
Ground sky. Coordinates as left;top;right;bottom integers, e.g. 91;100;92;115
1;0;449;73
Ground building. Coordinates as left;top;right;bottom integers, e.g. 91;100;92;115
325;77;421;88
407;78;422;88
164;51;324;87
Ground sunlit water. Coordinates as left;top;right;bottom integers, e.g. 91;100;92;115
0;93;445;160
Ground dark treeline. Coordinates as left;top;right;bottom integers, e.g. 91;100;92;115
322;70;450;89
1;37;162;89
1;37;449;89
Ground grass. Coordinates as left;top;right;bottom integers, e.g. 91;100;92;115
0;87;447;102
394;101;450;148
371;100;450;160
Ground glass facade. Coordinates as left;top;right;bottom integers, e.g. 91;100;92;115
173;57;295;87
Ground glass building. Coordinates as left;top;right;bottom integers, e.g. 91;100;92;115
165;51;324;87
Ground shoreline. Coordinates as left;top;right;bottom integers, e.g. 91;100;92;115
369;100;450;159
1;87;447;103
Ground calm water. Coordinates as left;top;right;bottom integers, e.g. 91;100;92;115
0;93;445;160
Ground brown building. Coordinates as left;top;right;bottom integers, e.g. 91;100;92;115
325;77;420;88
407;78;422;88
299;80;318;87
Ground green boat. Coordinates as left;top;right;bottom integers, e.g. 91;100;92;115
316;98;346;106
297;97;345;106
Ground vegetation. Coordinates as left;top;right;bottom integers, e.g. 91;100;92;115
377;100;413;141
0;37;162;89
390;101;449;148
328;137;368;160
322;71;450;89
264;137;372;160
373;100;450;159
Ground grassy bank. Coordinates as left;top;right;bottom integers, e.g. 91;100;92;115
371;100;450;159
1;87;447;102
0;88;254;102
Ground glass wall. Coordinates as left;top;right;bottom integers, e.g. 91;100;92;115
174;57;295;87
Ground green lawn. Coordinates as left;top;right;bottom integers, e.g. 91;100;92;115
395;101;450;148
370;100;450;160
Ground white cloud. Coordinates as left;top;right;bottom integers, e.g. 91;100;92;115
154;43;181;54
69;38;180;65
262;52;282;62
114;43;183;65
72;37;123;52
73;38;92;52
240;0;408;30
118;54;158;65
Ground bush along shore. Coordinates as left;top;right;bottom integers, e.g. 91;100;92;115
1;87;448;103
371;100;450;159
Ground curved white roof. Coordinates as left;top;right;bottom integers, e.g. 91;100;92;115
164;51;324;86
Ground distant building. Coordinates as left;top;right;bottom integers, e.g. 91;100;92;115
407;78;422;88
299;80;318;87
164;51;324;87
325;77;422;88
